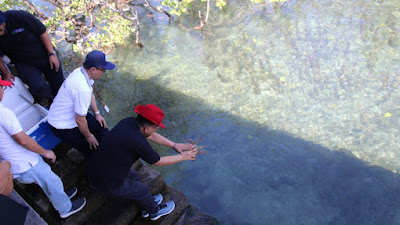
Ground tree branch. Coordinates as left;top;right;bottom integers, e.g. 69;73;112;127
23;0;48;20
98;0;142;47
99;0;138;21
144;0;171;19
43;0;62;8
178;0;210;31
133;9;143;47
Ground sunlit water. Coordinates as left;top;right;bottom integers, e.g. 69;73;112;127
95;0;400;224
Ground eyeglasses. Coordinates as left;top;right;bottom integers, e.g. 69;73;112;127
96;67;106;73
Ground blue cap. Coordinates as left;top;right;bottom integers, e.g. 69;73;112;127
0;11;6;24
83;50;115;70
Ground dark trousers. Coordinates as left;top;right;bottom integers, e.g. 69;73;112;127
92;170;159;214
15;58;64;100
50;113;109;158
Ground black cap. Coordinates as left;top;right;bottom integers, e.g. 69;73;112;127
83;50;115;70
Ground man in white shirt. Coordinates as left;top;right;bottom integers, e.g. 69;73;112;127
48;50;115;157
0;77;86;218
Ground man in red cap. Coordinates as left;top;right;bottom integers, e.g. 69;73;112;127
0;78;86;219
86;104;198;221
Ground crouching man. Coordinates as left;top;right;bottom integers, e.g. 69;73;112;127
86;104;197;221
0;78;86;218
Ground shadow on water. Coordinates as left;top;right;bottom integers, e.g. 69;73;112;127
97;73;400;225
89;0;400;224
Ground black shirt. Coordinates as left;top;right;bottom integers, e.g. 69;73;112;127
0;10;47;64
0;194;28;225
86;117;160;187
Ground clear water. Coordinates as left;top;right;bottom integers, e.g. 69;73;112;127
96;0;400;224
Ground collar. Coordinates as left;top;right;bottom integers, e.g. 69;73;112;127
80;66;94;87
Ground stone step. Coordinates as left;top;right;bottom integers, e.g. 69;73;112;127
9;190;48;225
14;146;220;225
174;206;220;225
13;147;107;225
12;150;86;223
13;147;83;215
61;190;107;225
82;161;165;225
131;184;190;225
51;148;86;188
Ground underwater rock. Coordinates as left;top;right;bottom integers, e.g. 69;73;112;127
388;35;400;48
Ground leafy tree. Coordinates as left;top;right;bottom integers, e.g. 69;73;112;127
0;0;287;54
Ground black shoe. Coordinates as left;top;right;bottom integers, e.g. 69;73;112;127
60;197;86;218
65;187;77;199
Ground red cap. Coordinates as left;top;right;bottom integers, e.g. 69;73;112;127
134;104;166;128
0;78;12;87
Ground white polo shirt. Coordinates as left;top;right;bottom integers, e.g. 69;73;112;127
48;67;94;129
0;104;40;177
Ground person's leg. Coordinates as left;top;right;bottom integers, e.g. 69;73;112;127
86;113;109;143
14;63;53;99
15;157;71;214
39;59;64;99
100;170;159;214
50;125;91;158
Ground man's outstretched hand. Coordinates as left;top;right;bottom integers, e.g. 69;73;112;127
181;149;198;161
173;143;194;153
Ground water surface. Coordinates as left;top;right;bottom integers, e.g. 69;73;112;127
97;0;400;224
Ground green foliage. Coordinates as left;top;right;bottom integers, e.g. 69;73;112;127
160;0;193;16
1;0;288;55
249;0;288;4
56;1;135;54
160;0;228;15
0;0;23;11
215;0;227;9
159;0;286;16
1;0;136;55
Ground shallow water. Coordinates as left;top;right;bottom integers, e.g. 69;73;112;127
97;0;400;224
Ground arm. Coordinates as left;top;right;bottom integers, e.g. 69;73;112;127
0;161;13;196
153;149;197;167
12;131;56;163
147;132;175;148
0;59;14;82
75;114;99;150
39;31;59;72
147;132;193;153
90;92;107;128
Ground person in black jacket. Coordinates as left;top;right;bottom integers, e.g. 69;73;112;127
0;10;64;104
87;104;198;221
0;161;29;225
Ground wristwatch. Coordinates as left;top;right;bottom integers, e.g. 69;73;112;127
48;51;56;56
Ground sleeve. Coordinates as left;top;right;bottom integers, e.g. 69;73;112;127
71;89;91;116
138;140;161;165
17;11;47;36
1;108;23;136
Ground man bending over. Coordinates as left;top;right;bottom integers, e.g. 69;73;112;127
86;104;197;221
